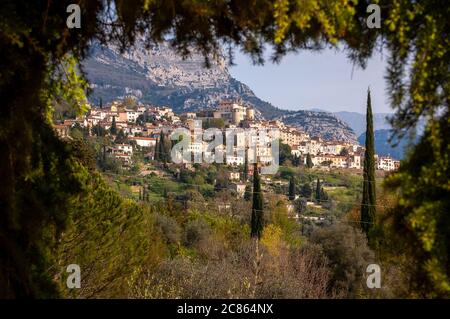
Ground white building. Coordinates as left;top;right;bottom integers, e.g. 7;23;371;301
229;182;247;197
128;136;157;148
321;142;345;155
115;144;133;155
126;109;139;123
347;155;362;169
377;156;399;171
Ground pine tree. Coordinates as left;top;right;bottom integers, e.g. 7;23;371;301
251;163;264;239
306;153;313;168
110;116;117;135
315;178;321;203
361;89;376;234
288;176;296;200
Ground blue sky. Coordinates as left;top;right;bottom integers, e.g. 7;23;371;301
229;48;392;114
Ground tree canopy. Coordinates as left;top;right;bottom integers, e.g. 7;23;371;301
0;0;449;298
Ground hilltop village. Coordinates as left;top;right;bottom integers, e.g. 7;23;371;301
53;98;400;172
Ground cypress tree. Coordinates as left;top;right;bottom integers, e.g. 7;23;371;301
243;148;248;181
110;116;117;135
154;137;159;161
244;183;252;201
158;131;164;161
158;131;167;163
315;178;321;203
99;97;103;109
361;89;376;234
300;183;312;200
158;130;171;164
306;153;313;168
293;154;300;167
288;175;295;200
250;163;264;239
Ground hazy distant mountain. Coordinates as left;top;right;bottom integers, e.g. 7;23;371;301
358;129;415;160
334;111;393;136
83;41;356;142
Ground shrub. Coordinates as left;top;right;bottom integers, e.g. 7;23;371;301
154;213;181;245
184;219;211;247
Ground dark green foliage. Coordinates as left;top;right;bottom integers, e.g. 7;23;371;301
382;113;450;297
294;198;307;214
315;178;321;203
300;183;313;200
288;176;296;201
53;102;77;122
306;153;313;168
310;224;375;297
214;169;229;192
92;124;106;137
203;118;225;129
243;149;249;182
154;213;181;245
361;90;376;234
67;139;97;172
110;116;117;135
251;164;264;239
339;148;349;156
320;188;329;201
279;141;292;165
184;219;211;247
0;0;448;298
292;154;301;167
58;169;164;298
243;184;252;202
69;123;85;140
114;129;127;144
0;131;84;298
156;131;171;163
154;138;159;161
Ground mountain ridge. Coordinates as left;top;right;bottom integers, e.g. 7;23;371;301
83;41;357;142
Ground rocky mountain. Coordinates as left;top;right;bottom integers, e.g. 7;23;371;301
278;111;357;143
83;41;284;119
83;41;356;142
